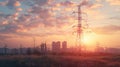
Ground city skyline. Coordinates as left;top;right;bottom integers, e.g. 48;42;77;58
0;40;120;55
0;0;120;50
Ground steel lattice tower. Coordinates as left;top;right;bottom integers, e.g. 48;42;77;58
76;5;83;51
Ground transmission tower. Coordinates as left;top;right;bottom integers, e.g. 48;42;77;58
76;5;83;51
73;4;88;52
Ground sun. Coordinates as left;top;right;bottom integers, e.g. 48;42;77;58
82;33;96;45
80;33;98;51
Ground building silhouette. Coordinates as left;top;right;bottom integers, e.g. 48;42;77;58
40;43;47;52
95;42;105;53
52;41;61;52
106;48;120;54
62;41;67;51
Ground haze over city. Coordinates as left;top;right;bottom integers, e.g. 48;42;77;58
0;0;120;50
0;0;120;67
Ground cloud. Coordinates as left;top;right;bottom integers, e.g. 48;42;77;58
6;0;16;8
0;1;7;6
90;3;103;9
0;0;118;41
31;0;52;6
80;0;89;6
115;8;120;13
60;0;76;7
76;0;103;9
0;34;17;41
106;0;120;6
96;0;102;2
3;0;22;9
16;7;22;12
92;25;120;34
109;16;120;21
0;0;98;36
13;1;21;7
0;0;52;34
79;0;93;7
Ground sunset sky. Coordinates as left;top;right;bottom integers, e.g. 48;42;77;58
0;0;120;49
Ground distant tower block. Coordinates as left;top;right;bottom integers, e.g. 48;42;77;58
52;41;61;52
52;41;56;52
41;43;47;52
62;41;67;50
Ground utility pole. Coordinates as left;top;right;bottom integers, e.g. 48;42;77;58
4;44;7;55
33;37;36;49
20;44;23;55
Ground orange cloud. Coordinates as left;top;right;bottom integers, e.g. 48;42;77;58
83;9;106;21
16;7;22;11
90;3;103;9
14;1;21;7
106;0;120;6
96;0;102;2
92;25;120;34
2;20;8;25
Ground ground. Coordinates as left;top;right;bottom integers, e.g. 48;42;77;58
0;54;120;67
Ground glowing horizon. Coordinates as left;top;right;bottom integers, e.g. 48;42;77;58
0;0;120;50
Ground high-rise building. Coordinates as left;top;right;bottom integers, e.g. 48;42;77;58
40;43;47;52
52;41;56;52
62;41;67;51
52;41;61;52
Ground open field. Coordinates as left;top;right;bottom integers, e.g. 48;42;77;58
0;54;120;67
